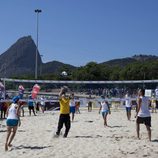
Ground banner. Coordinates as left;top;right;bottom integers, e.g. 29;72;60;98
32;84;40;99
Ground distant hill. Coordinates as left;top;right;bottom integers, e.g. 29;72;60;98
0;36;75;77
42;60;76;75
0;36;157;78
101;55;158;67
0;36;42;77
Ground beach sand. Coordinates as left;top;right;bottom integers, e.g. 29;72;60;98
0;108;158;158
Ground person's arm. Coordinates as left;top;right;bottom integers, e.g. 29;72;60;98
59;87;65;99
107;101;111;114
135;98;142;117
130;99;132;108
17;105;21;126
98;102;101;114
148;99;151;108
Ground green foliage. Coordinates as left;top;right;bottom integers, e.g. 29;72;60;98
11;60;158;81
71;62;111;81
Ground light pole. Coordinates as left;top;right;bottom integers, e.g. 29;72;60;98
34;9;42;79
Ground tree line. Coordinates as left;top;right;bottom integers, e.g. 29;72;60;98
14;60;158;81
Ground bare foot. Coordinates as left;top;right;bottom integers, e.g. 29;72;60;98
137;137;141;140
104;125;111;128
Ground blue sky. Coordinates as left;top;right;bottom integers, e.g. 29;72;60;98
0;0;158;66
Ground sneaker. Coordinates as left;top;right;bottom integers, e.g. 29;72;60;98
63;134;68;138
63;135;67;138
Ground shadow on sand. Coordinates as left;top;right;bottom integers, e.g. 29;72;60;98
109;125;127;128
0;129;7;133
14;145;52;150
85;121;94;123
74;135;102;138
152;139;158;143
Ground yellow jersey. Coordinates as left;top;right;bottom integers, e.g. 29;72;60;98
59;97;70;114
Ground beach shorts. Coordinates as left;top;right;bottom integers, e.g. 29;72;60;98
6;119;18;126
136;116;151;127
70;106;76;113
28;106;34;110
102;110;109;117
126;107;131;112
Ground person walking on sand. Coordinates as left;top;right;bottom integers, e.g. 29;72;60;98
151;97;157;113
99;97;111;127
40;96;45;113
69;93;76;121
75;99;81;114
125;94;132;121
135;89;151;141
28;96;36;116
55;87;71;138
5;96;21;151
87;95;94;112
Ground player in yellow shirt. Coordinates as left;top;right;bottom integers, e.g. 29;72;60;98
55;87;72;138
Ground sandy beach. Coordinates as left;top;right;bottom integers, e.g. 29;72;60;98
0;108;158;158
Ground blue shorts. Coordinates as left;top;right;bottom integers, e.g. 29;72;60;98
70;106;76;113
126;107;131;112
102;110;109;117
6;119;19;126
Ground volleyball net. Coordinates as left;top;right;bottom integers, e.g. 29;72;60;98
0;78;158;105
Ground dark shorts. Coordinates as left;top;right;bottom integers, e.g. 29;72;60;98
126;107;131;112
6;119;19;126
136;116;151;127
70;106;76;113
28;106;34;110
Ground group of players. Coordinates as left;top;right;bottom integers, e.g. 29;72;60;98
3;86;156;151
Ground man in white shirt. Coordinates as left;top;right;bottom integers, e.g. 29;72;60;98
135;89;151;141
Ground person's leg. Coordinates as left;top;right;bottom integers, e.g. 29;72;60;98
5;126;12;151
126;111;128;120
32;107;36;116
154;104;157;113
8;126;18;147
22;108;24;117
127;111;131;120
56;115;64;135
90;106;92;112
72;113;75;121
41;106;44;113
126;108;129;120
146;125;151;141
71;107;75;121
4;109;7;119
0;108;2;119
2;109;4;119
104;113;108;127
43;106;45;113
129;109;131;120
151;106;154;113
64;115;71;137
136;122;140;139
29;107;31;116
